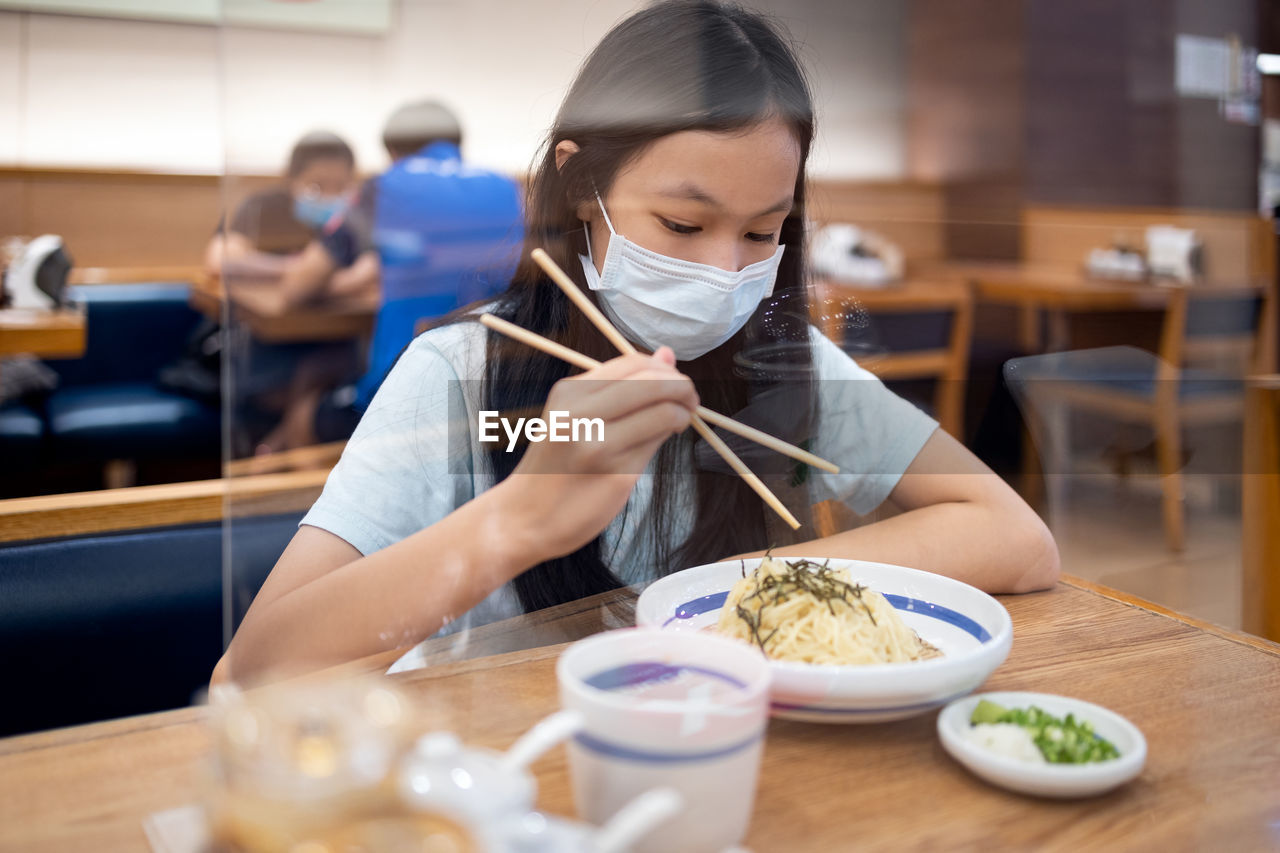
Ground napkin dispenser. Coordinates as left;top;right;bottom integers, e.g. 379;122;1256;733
811;223;903;287
2;234;72;310
1145;226;1202;284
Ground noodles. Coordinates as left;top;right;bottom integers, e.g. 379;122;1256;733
715;557;942;666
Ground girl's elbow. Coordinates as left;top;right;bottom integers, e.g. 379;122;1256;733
1009;513;1060;593
210;651;233;688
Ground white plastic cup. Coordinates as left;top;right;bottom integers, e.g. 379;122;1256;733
557;628;772;853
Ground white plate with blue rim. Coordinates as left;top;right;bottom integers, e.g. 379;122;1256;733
936;691;1147;798
635;556;1013;723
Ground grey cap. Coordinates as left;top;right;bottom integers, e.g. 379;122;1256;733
382;100;462;154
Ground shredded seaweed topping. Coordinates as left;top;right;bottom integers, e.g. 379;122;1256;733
735;556;877;653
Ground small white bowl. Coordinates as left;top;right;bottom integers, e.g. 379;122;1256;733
937;691;1147;798
636;557;1013;723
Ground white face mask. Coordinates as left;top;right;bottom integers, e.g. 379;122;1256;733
578;195;784;361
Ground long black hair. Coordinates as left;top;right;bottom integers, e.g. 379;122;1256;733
475;0;819;612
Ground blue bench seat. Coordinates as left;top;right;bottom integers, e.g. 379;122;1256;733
0;402;45;462
0;511;299;736
2;282;222;472
47;382;219;459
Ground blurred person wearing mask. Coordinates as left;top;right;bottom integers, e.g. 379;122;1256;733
173;131;362;456
205;131;358;277
273;100;523;449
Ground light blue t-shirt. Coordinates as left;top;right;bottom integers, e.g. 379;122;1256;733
301;318;938;642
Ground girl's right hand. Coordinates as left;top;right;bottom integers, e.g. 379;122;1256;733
494;346;698;564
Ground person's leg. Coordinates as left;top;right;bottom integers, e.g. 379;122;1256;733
313;387;363;444
259;341;363;452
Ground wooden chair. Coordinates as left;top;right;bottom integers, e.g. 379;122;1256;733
812;277;975;441
811;278;974;538
1004;282;1271;552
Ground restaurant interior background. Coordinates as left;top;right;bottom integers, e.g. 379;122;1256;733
0;0;1276;740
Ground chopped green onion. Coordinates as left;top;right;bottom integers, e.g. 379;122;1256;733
968;703;1120;764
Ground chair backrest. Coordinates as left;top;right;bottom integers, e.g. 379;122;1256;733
44;283;203;386
812;278;975;437
1181;290;1267;372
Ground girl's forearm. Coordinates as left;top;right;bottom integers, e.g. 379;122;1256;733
223;481;544;682
732;500;1059;594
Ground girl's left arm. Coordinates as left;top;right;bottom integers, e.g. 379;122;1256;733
735;429;1060;594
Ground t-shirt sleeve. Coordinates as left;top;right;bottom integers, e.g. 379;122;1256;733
318;180;377;268
227;192;265;237
222;188;314;254
300;334;475;555
807;326;939;515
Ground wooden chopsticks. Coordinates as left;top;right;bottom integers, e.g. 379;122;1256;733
478;313;838;475
476;247;839;530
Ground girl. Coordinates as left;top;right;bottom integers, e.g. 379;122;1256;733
215;0;1057;683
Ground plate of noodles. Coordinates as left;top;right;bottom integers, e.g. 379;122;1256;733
635;556;1013;723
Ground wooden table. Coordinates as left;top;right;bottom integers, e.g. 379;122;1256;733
949;262;1265;353
0;308;86;357
68;266;204;286
823;261;1268;355
961;263;1179;312
188;273;376;344
814;263;1177;354
2;576;1278;851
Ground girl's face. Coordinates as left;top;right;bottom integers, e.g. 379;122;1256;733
582;116;800;274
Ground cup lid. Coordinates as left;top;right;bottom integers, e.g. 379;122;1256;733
398;732;536;823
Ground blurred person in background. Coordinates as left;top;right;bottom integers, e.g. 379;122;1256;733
169;131;364;456
205;130;358;277
271;100;523;449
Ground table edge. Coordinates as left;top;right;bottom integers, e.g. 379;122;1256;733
1059;573;1280;657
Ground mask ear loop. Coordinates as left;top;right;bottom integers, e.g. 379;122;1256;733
584;188;617;267
593;190;617;235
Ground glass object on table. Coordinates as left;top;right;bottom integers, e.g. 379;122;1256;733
206;674;481;852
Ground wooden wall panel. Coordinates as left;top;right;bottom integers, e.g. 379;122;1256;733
1172;0;1262;210
942;177;1023;261
807;179;947;264
906;0;1024;183
906;0;1024;260
1024;0;1259;211
0;167;946;272
906;0;1263;259
0;168;282;268
1024;0;1178;208
24;176;219;267
0;179;23;248
1022;204;1271;282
